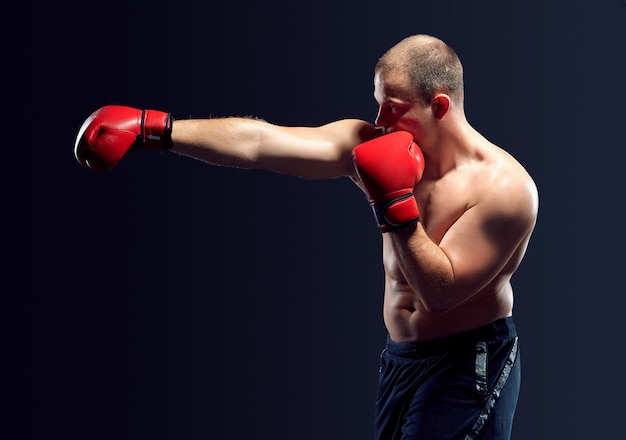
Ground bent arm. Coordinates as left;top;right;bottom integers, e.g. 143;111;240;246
171;117;380;180
390;181;538;312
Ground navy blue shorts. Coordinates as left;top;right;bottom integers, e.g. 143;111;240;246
375;317;520;440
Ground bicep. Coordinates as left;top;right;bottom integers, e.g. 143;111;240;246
256;119;379;179
438;194;536;293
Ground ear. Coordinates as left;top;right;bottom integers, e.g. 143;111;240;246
431;94;451;120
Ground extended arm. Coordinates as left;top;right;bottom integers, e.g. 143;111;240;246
74;105;380;180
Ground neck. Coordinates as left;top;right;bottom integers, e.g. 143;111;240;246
421;113;481;179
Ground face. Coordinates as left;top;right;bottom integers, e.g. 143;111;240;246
373;71;432;141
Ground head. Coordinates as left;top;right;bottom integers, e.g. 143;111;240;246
373;35;465;141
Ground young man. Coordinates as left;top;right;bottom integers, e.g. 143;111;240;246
75;34;538;439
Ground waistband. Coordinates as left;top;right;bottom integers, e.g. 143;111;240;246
385;316;517;358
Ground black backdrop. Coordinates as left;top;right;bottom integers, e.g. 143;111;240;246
14;0;626;439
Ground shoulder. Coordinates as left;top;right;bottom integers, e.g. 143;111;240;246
320;119;381;144
475;147;539;231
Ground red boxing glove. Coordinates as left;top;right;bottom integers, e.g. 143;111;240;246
352;131;425;232
74;105;173;171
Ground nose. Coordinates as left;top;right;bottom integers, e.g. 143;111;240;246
374;107;388;129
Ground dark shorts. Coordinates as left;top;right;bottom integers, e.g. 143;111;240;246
375;317;520;440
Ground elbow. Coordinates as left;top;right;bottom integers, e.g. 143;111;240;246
418;285;463;314
421;299;456;314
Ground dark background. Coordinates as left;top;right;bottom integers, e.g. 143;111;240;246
14;0;626;439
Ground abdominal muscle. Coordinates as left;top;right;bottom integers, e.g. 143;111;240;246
382;251;514;343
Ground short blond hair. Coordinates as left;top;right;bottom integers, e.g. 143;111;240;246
376;35;464;105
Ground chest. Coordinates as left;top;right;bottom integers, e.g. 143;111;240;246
413;176;475;244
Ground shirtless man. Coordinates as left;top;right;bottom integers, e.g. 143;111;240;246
75;35;538;439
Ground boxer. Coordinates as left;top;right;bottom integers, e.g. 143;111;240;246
75;34;538;439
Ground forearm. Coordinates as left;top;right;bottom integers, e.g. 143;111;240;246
390;224;460;313
171;117;267;169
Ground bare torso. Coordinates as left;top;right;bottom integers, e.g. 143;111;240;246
171;117;536;343
381;139;535;342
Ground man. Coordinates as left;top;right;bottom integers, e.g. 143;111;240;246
75;34;538;439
